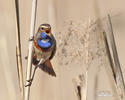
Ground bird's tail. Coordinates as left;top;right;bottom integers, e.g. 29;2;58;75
39;59;56;77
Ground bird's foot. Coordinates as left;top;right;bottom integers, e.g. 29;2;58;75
25;79;33;87
25;56;28;60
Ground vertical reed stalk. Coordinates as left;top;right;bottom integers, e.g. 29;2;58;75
24;0;37;100
15;0;24;100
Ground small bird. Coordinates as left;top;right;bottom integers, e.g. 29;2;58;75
26;24;56;86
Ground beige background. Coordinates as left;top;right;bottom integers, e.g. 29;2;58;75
0;0;125;100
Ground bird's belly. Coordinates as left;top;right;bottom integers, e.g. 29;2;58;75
34;46;52;61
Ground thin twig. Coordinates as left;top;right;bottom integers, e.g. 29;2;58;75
102;29;123;99
72;77;81;100
102;31;116;80
107;14;125;99
80;73;88;100
102;31;121;99
73;73;87;100
15;0;24;100
24;0;37;100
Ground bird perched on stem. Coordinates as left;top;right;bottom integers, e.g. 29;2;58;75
26;23;56;86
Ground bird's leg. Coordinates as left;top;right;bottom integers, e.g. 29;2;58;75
25;65;38;87
25;58;44;87
37;58;44;66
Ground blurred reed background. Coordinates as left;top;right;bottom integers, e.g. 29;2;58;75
0;0;125;100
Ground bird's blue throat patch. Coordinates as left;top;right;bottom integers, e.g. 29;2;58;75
37;32;52;49
40;32;48;39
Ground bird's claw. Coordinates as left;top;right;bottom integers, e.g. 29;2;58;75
27;79;33;82
25;56;28;60
25;79;33;87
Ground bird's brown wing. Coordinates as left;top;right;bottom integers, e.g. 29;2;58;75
39;59;56;77
49;34;56;60
49;44;56;60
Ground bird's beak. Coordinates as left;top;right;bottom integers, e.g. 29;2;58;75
45;29;51;37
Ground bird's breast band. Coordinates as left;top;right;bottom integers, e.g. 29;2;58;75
33;39;52;52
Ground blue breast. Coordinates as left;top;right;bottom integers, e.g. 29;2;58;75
37;32;52;49
40;32;47;39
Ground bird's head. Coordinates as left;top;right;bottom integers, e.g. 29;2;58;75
38;23;51;37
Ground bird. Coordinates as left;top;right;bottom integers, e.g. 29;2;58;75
26;23;56;86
